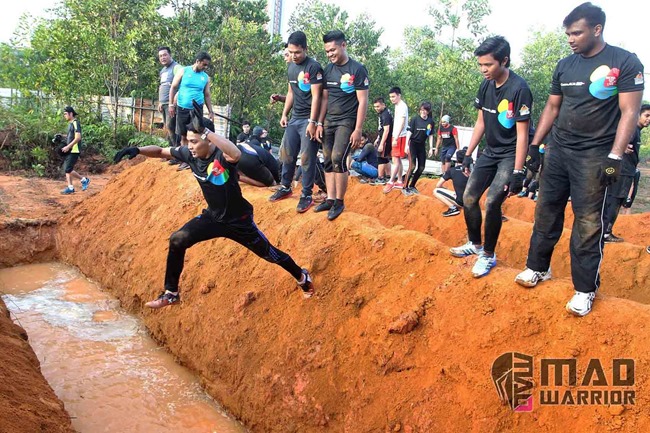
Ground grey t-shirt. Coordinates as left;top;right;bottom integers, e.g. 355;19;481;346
159;61;181;104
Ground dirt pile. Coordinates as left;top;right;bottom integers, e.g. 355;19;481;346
0;174;110;267
54;160;650;432
0;298;74;433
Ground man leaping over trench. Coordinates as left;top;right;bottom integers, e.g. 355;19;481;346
113;101;314;308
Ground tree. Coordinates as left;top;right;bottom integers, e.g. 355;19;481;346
428;0;491;49
517;29;572;121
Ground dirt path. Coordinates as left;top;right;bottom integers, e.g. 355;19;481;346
46;159;650;433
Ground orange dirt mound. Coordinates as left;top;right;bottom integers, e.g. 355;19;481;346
54;160;650;432
0;298;74;433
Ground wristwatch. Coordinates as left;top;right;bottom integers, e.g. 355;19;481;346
201;130;211;140
512;169;526;175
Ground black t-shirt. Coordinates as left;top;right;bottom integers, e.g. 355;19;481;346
409;115;435;144
550;44;645;150
324;58;369;124
288;57;324;119
377;109;393;144
237;131;250;143
474;70;533;157
622;126;642;176
171;145;253;222
442;166;469;205
438;124;458;148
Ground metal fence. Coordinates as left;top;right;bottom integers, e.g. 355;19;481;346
0;88;232;138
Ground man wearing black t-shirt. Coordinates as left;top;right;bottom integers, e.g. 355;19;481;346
433;115;460;174
315;30;369;220
449;36;532;279
434;148;469;217
404;101;435;195
515;3;644;317
372;97;393;183
269;31;324;213
236;121;251;143
603;104;650;243
113;114;314;308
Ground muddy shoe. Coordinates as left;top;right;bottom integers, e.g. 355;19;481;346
604;233;624;243
296;195;313;213
298;269;315;299
60;186;75;195
314;199;334;213
81;177;90;191
269;185;292;202
145;291;180;309
327;200;345;221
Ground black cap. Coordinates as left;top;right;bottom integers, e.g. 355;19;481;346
63;106;77;116
252;126;264;137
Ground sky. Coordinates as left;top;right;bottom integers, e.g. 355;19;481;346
2;0;649;99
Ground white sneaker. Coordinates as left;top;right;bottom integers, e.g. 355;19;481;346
472;252;497;278
515;267;552;288
566;291;596;317
450;241;483;258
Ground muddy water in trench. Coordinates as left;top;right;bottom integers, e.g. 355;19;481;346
0;263;247;433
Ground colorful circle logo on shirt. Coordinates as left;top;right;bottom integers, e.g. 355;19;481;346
340;73;355;93
589;65;619;100
298;71;311;92
497;99;515;129
426;124;432;136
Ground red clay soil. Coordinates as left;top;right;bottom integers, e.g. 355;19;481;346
51;159;650;432
0;298;74;433
0;174;111;267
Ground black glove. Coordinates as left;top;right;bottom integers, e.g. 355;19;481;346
462;155;473;172
113;147;140;163
598;156;621;187
525;144;540;173
507;171;526;195
191;99;206;133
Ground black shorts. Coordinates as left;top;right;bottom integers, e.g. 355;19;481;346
175;107;193;137
63;153;79;174
441;145;456;163
377;156;390;165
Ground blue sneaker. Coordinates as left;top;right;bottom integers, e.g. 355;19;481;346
60;186;75;195
81;177;90;191
472;252;497;278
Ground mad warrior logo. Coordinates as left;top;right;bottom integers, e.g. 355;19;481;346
491;352;534;412
492;353;636;412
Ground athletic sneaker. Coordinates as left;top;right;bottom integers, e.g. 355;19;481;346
372;177;388;185
603;233;624;243
401;187;414;196
517;190;528;198
145;291;180;309
168;158;180;165
296;195;313;213
501;215;509;222
450;241;483;257
383;182;395;194
269;185;292;202
472;252;497;278
298;269;315;299
327;201;345;221
81;177;90;191
314;199;334;213
60;186;75;195
409;186;419;195
566;291;596;317
442;206;460;217
646;246;650;254
177;162;190;171
394;181;404;190
515;267;552;288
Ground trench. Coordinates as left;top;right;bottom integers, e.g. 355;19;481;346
0;262;247;433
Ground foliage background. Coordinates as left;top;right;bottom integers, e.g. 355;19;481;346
0;0;646;175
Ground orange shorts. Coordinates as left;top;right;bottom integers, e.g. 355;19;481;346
391;136;406;158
